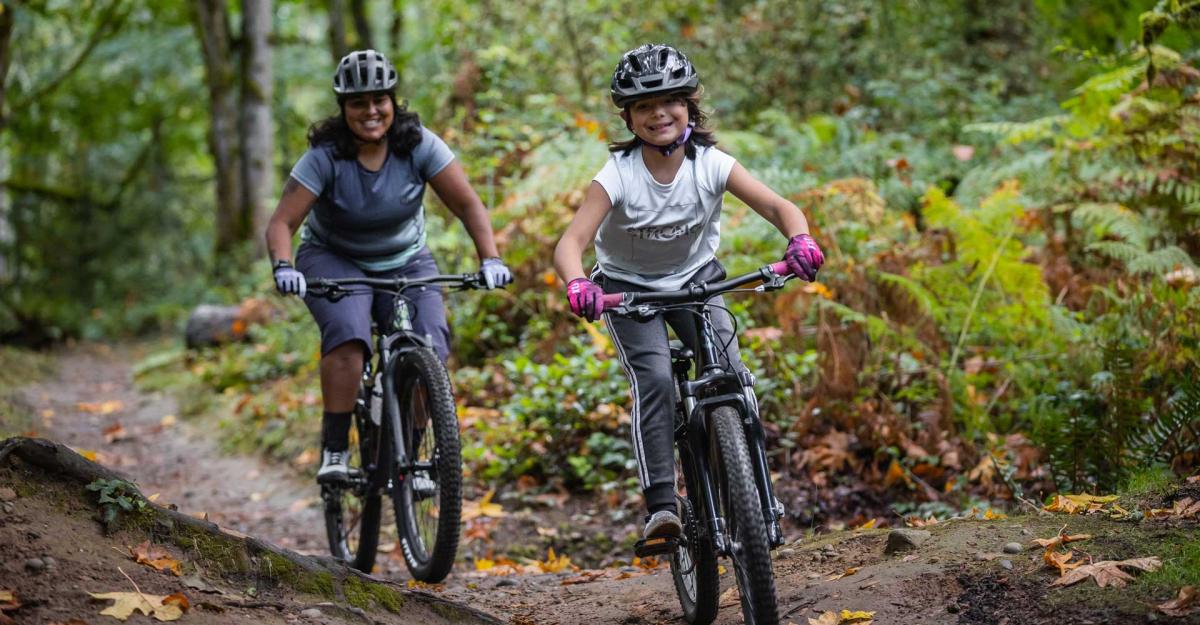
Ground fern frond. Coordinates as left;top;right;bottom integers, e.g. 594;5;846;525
1086;240;1145;264
1127;245;1197;275
964;115;1068;144
1136;377;1200;463
874;271;937;315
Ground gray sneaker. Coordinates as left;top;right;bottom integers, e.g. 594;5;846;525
316;449;349;484
643;510;683;539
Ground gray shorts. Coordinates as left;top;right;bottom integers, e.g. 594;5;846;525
296;243;450;361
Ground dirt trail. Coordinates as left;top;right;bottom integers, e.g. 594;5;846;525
12;343;1196;625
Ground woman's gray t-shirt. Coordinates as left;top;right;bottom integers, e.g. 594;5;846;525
290;126;455;271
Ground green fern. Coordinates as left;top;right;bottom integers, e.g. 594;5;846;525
1136;375;1200;466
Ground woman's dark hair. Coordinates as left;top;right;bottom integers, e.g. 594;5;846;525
608;89;716;159
307;91;422;160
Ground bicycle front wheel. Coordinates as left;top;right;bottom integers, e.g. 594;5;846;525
711;406;779;625
391;347;462;582
323;409;387;573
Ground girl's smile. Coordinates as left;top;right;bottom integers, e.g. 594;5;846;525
628;95;689;146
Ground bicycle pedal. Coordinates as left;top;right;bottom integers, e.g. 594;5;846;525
634;536;680;558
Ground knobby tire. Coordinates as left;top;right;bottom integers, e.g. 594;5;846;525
711;406;779;625
392;347;462;583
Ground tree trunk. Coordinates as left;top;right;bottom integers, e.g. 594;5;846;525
349;0;373;49
0;5;14;130
240;0;274;253
389;0;404;85
192;0;243;254
327;0;348;63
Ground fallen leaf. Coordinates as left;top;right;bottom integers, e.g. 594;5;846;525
130;540;183;576
78;400;124;414
1051;557;1162;588
561;570;606;585
474;558;495;571
808;612;839;625
102;423;129;443
982;508;1007;520
536;547;573;573
1032;532;1092;548
461;489;505;521
89;591;184;621
160;414;177;427
827;567;861;580
1042;549;1082;576
853;518;877;530
718;585;739;607
839;609;876;623
1157;586;1198;617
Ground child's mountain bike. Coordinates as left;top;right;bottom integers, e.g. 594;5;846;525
306;272;487;582
603;260;794;625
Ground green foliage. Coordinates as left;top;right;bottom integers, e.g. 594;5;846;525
86;478;146;532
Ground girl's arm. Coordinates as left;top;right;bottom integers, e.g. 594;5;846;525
554;181;613;282
428;160;501;260
265;177;318;264
724;163;810;238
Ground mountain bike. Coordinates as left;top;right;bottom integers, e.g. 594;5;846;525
306;272;486;582
605;260;794;625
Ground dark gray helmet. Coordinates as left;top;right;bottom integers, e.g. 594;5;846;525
332;49;398;95
610;43;700;108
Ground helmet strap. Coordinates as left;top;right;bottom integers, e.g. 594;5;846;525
647;122;693;157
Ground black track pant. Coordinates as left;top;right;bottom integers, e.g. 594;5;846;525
596;260;748;512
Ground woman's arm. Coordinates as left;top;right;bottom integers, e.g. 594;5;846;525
428;160;500;260
724;162;810;238
265;177;318;264
553;181;613;283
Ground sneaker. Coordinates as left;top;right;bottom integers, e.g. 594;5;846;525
316;448;349;484
643;510;683;539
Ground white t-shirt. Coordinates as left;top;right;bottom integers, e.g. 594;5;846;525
592;145;737;290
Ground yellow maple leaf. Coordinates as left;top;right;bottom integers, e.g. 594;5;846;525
474;558;495;571
982;508;1007;520
853;518;877;530
462;489;505;521
89;591;184;621
537;547;573;573
840;609;876;623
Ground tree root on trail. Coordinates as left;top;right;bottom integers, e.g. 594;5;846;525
0;436;502;625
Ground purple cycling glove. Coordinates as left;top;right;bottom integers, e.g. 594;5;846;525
566;278;605;322
784;234;825;281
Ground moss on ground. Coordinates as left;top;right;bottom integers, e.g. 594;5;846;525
343;575;406;613
0;347;54;437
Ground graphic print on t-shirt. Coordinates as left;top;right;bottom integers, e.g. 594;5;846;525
624;201;701;273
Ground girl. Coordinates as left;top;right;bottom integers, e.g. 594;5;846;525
552;43;824;539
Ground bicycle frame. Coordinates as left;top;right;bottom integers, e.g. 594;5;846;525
308;274;483;496
603;261;793;553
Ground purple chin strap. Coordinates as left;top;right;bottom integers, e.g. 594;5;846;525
648;123;693;157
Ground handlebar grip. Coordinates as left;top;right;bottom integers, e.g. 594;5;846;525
768;260;792;276
601;293;624;309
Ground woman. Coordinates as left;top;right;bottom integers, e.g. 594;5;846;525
266;49;512;483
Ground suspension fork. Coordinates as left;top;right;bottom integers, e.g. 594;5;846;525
740;380;784;547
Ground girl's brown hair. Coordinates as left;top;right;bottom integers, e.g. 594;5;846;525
607;89;716;159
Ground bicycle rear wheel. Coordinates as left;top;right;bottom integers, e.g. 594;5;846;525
711;406;779;625
323;407;388;573
391;347;462;582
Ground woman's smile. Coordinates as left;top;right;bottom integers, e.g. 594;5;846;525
344;93;394;142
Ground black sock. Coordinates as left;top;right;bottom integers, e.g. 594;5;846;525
322;411;353;452
645;483;677;516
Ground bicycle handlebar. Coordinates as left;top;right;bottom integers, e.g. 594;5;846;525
306;273;487;300
601;260;794;312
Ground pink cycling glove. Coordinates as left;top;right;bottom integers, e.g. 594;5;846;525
784;234;825;281
566;278;605;322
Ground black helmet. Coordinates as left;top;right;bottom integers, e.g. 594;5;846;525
332;49;398;95
610;44;700;108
